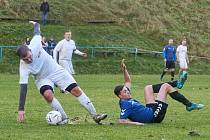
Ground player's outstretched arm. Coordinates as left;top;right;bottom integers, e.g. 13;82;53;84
119;119;144;126
74;49;87;57
29;21;41;36
121;59;131;88
17;84;28;123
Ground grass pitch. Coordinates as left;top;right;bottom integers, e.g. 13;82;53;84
0;74;209;140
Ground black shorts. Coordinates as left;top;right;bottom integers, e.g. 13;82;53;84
152;81;177;93
165;61;175;69
146;100;168;123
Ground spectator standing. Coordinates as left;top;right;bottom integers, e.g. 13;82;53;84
47;38;57;56
40;0;49;25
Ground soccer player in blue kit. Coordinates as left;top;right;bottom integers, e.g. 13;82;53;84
114;59;204;125
160;39;176;81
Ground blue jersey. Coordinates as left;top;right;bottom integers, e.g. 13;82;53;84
119;99;154;123
163;45;176;61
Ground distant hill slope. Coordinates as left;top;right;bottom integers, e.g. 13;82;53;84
0;0;210;57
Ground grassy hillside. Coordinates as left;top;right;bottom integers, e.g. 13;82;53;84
0;0;210;74
1;0;210;56
0;21;157;49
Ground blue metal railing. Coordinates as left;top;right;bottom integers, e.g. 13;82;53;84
0;45;162;61
0;46;18;61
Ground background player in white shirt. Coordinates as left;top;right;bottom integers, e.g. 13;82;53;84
176;39;189;78
16;21;107;124
53;32;87;75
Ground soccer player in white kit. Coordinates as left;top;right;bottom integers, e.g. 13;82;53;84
53;32;87;75
16;21;107;124
176;39;189;78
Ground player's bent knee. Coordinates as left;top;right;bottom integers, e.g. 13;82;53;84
40;85;54;102
144;85;153;93
70;87;82;97
162;83;171;91
65;83;78;92
40;85;53;95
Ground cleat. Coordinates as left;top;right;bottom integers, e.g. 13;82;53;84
177;71;188;89
93;114;107;124
57;118;69;125
186;103;205;112
60;90;65;93
60;89;69;94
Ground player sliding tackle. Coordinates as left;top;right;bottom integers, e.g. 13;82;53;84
16;21;107;124
113;59;204;125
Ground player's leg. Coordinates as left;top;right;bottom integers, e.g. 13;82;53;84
156;83;172;103
54;70;107;124
58;60;71;93
160;69;167;81
144;85;156;104
59;60;72;75
177;61;188;89
178;60;186;78
150;82;193;108
69;61;75;75
36;79;68;124
145;84;169;123
169;90;204;111
166;85;205;111
170;61;176;81
170;69;175;81
39;85;68;122
66;84;107;124
160;61;169;81
66;84;97;116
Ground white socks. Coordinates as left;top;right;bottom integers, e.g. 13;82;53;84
51;93;97;119
77;93;97;116
51;98;68;120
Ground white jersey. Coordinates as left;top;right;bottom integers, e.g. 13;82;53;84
53;39;76;61
19;35;62;84
176;45;187;61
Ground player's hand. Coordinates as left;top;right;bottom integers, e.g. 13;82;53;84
29;21;36;25
17;111;25;123
121;59;126;71
176;60;179;64
83;53;87;57
136;122;144;126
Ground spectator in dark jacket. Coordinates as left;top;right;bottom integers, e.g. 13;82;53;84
40;0;49;25
47;38;57;56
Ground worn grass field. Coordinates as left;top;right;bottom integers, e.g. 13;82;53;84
0;74;209;140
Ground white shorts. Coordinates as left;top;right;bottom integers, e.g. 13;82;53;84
179;60;188;69
35;68;76;91
59;59;75;75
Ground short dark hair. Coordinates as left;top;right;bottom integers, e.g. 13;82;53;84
114;85;124;97
16;45;30;58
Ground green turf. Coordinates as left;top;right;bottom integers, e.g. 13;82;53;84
0;74;209;140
